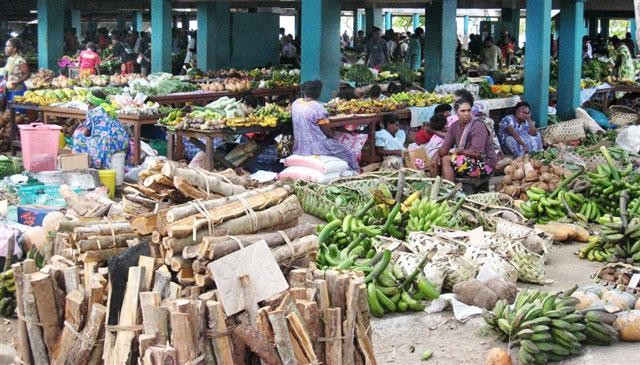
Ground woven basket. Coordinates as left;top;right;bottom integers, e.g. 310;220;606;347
608;105;640;127
466;192;516;209
293;184;363;220
592;262;640;295
541;119;586;145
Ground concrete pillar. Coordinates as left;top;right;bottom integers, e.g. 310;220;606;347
384;12;392;30
38;0;64;70
631;19;637;53
501;7;519;44
151;0;172;73
87;18;96;33
463;15;469;36
365;7;383;34
197;1;231;71
71;9;81;37
296;9;301;37
600;18;609;37
301;0;341;101
358;12;365;31
181;14;190;30
413;13;420;30
524;0;552;127
423;0;457;91
116;15;126;32
133;12;144;32
557;0;585;120
352;10;358;40
588;17;598;39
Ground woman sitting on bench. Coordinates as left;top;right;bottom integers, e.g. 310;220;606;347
430;99;498;182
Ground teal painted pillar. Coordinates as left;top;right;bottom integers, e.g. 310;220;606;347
357;12;364;31
133;12;143;32
365;7;382;34
557;0;585;120
38;0;64;70
588;17;598;39
151;0;172;73
601;18;609;36
197;1;231;71
71;9;81;37
524;0;552;127
463;15;469;36
423;0;457;91
352;11;358;40
384;12;392;30
631;19;637;50
501;7;520;44
301;0;341;101
413;13;420;30
87;18;96;33
181;14;189;30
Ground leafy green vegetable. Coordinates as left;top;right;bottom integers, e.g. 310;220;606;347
344;65;375;84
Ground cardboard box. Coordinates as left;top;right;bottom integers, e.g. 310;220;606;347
58;153;89;171
404;147;429;171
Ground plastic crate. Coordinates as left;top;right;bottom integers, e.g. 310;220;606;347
16;184;70;207
18;123;62;172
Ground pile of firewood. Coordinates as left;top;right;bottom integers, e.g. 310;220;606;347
122;160;255;216
11;253;376;365
52;218;139;264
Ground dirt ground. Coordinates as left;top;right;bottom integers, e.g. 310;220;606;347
1;225;639;364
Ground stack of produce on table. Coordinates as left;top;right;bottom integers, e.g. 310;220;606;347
207;68;251;79
109;73;144;86
280;155;351;184
109;94;161;115
388;91;455;107
260;68;300;88
379;62;419;84
172;97;251;130
25;69;55;89
127;76;199;96
325;97;404;115
200;78;252;93
225;103;291;128
342;64;376;84
497;157;571;200
158;108;186;127
582;59;612;82
483;286;621;364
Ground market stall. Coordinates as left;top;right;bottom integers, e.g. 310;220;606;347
148;86;299;107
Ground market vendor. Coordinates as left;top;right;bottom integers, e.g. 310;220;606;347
291;80;359;171
498;101;543;158
72;93;130;169
376;114;406;169
78;42;101;76
1;38;30;102
430;100;497;182
612;37;635;80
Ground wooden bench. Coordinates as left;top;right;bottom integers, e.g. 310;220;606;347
456;176;491;195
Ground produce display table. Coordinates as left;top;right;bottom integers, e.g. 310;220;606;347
591;85;640;114
148;86;299;107
8;102;45;156
39;106;161;165
163;123;292;170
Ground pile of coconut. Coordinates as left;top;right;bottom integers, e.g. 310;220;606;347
496;157;571;201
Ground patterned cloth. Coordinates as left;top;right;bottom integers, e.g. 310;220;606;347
498;114;543;158
450;153;493;177
72;107;130;169
472;102;502;155
291;99;359;170
615;44;635;80
375;129;406;152
1;54;27;92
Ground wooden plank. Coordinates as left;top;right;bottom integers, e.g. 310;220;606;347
142;346;177;365
138;256;156;291
11;263;32;365
268;309;297;365
287;312;317;364
110;266;144;365
30;272;63;356
170;311;197;364
342;278;360;365
288;287;307;301
62;266;80;294
67;303;108;365
231;323;281;365
288;268;311;288
22;273;49;364
206;300;234;365
296;300;323;364
52;290;85;363
152;265;171;299
312;279;330;312
355;323;377;365
324;308;342;365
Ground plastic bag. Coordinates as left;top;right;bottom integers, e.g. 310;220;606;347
616;125;640;154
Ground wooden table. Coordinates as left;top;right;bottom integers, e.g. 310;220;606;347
9;102;45;155
325;109;411;164
591;85;640;114
39;106;162;165
148;86;299;107
164;124;292;170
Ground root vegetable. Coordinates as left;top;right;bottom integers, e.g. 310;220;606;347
613;310;640;342
484;278;517;304
485;347;512;365
452;279;498;310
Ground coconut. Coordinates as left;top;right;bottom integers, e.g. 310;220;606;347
503;185;519;197
524;169;539;182
519;192;529;201
513;167;525;181
531;159;543;169
532;181;549;191
504;165;515;177
547;183;556;191
540;172;554;183
502;175;513;185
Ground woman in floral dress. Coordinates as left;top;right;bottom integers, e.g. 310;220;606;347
291;80;359;171
72;107;130;168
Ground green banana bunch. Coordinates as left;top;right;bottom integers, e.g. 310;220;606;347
518;187;567;224
595;213;640;264
583;310;618;346
483;285;615;364
587;146;640;216
406;197;454;233
577;236;614;262
0;269;17;317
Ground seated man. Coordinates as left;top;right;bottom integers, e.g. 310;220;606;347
376;114;406;169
